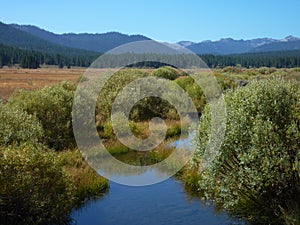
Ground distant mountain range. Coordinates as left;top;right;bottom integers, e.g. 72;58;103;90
0;22;100;57
1;21;300;55
177;36;300;54
10;23;150;53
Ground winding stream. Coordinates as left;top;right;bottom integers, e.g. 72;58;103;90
72;137;244;225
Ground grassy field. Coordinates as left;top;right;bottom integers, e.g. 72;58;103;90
2;67;300;102
0;67;156;101
0;68;84;101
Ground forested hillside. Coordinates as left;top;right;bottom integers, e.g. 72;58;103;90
0;44;99;68
1;21;300;69
11;24;151;53
1;43;300;69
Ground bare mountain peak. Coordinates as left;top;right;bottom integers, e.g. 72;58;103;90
219;38;234;42
280;35;300;42
176;41;196;47
177;36;300;55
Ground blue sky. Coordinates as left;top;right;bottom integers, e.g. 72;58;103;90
1;0;299;42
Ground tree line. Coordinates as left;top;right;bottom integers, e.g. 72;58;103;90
0;44;99;68
201;50;300;68
1;43;300;68
92;52;300;68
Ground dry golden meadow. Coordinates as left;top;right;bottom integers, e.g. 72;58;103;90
0;68;84;101
0;67;155;101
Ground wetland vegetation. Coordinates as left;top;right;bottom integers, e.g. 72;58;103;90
0;66;299;224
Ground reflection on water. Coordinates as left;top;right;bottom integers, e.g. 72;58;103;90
72;137;244;225
72;175;243;225
169;135;193;150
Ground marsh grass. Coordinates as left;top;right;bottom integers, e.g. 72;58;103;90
57;150;108;203
98;118;190;167
99;119;188;144
178;166;202;192
148;141;175;163
103;139;174;166
280;202;300;225
104;139;132;155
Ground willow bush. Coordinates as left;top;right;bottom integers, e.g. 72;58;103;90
151;66;182;80
192;78;300;224
95;69;147;124
175;73;236;113
96;68;177;123
0;101;43;146
0;144;75;225
8;82;76;150
0;82;109;225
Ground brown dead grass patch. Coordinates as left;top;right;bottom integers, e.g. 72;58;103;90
0;68;85;101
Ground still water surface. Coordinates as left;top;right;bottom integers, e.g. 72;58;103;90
72;136;244;225
72;172;243;225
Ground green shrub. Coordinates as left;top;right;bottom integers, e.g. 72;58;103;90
0;101;43;146
175;76;205;112
0;144;75;225
101;121;115;139
175;74;236;114
100;116;141;139
8;82;76;150
96;69;147;123
151;66;180;80
129;97;174;121
96;68;175;122
222;66;243;74
214;72;237;90
193;78;300;224
174;76;194;89
257;67;277;75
